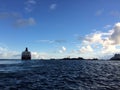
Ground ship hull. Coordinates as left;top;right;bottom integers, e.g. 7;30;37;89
21;57;31;60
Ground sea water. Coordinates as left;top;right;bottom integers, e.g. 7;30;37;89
0;60;120;90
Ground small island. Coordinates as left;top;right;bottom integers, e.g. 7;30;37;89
50;57;98;61
61;57;85;60
110;54;120;60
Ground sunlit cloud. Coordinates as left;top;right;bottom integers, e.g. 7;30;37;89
79;45;93;54
31;52;50;59
79;22;120;59
59;46;66;53
104;25;111;29
62;46;66;51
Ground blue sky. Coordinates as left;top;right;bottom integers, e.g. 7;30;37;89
0;0;120;59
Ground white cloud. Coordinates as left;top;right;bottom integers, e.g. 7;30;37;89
79;45;93;53
14;17;36;27
83;30;114;46
50;4;57;10
83;32;103;44
62;46;66;51
104;25;111;29
27;0;36;4
59;50;63;54
59;46;66;53
102;45;120;54
0;46;20;59
25;0;37;12
31;52;49;59
80;22;120;59
0;47;7;52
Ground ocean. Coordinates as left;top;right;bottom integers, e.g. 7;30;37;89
0;60;120;90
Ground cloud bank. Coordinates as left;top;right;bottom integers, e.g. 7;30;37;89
79;22;120;59
0;46;20;59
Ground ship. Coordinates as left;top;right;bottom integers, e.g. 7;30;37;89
21;47;31;60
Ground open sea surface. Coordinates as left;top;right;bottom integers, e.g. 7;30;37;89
0;60;120;90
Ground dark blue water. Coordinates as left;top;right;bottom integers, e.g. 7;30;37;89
0;60;120;90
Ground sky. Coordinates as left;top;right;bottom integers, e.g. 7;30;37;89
0;0;120;59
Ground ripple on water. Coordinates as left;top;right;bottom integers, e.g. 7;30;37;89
0;60;119;90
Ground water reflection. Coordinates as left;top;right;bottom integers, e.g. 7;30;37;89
0;60;22;64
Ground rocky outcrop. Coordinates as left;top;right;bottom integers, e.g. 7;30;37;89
110;54;120;60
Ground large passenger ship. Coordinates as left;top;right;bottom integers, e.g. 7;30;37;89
21;48;31;60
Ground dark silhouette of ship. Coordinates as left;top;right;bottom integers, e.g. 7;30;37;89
21;47;31;60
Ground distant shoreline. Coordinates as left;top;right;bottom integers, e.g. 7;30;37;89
0;58;119;61
0;59;109;61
